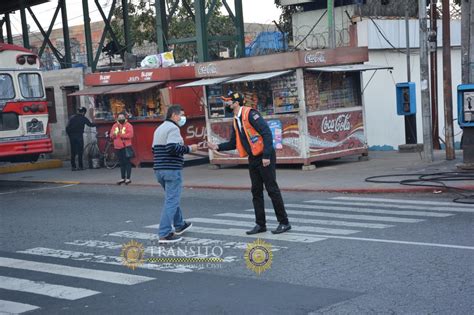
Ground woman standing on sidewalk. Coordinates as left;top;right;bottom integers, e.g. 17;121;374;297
110;113;134;185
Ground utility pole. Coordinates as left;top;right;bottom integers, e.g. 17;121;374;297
442;0;455;160
328;0;336;48
419;0;434;162
429;0;440;149
404;0;418;145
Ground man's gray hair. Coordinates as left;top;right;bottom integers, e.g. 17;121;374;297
166;105;183;119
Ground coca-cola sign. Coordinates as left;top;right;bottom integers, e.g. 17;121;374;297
304;52;326;64
321;114;351;134
197;63;218;76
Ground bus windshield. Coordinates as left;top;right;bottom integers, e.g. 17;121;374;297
0;74;15;100
19;73;44;98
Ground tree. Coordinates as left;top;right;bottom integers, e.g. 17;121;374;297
109;0;236;63
274;0;298;43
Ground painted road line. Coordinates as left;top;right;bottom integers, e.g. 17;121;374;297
187;217;360;235
215;213;394;229
0;257;154;285
246;209;424;223
0;275;99;300
0;299;40;314
285;203;453;217
333;196;474;209
280;234;474;250
187;227;327;243
68;238;287;252
17;247;195;273
0;183;77;195
305;199;474;213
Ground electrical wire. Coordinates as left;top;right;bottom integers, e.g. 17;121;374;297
368;16;407;55
365;171;474;204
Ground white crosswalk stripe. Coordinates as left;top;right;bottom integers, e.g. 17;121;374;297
112;229;326;243
247;209;424;223
215;212;394;229
305;199;474;213
0;257;154;285
187;217;360;235
0;275;100;300
0;299;40;314
217;212;395;229
333;196;474;210
285;203;454;217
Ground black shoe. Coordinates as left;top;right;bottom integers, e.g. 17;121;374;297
158;233;182;244
117;179;125;185
271;223;291;234
77;167;85;171
246;225;267;235
125;179;132;185
71;167;77;171
175;222;192;235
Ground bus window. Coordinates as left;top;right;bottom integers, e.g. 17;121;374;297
19;73;44;98
0;74;15;99
0;112;19;131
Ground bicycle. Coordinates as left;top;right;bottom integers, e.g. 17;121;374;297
83;131;119;169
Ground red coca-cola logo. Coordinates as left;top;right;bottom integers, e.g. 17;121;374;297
321;114;351;134
198;64;218;75
304;52;326;64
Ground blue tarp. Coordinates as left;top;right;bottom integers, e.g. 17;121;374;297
245;32;288;57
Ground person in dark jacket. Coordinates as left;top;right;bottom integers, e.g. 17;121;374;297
208;91;291;235
66;107;96;171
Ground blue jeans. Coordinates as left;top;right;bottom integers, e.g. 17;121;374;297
155;169;185;237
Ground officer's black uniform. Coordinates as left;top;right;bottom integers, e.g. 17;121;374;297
66;113;95;169
218;108;289;228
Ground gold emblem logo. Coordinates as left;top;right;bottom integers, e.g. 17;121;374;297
121;240;145;270
244;239;273;274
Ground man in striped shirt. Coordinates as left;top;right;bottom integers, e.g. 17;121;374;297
152;105;197;243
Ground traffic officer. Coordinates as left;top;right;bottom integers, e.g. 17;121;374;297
208;91;291;235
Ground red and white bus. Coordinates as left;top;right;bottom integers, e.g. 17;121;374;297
0;43;52;162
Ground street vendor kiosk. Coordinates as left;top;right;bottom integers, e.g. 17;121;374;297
179;47;390;169
70;66;207;166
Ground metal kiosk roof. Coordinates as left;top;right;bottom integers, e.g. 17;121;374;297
306;64;393;72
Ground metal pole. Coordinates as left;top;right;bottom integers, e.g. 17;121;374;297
60;0;72;68
195;0;208;62
419;0;434;162
0;19;4;43
20;0;30;48
234;0;245;58
404;0;417;144
82;0;94;68
155;0;168;53
122;0;131;54
328;0;336;48
461;0;470;83
470;0;474;83
5;14;13;44
442;0;455;160
429;0;440;149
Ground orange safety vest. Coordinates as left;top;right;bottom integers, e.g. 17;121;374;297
233;107;264;157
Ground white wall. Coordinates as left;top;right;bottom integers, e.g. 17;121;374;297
363;48;463;150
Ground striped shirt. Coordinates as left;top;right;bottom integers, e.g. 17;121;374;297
152;120;190;170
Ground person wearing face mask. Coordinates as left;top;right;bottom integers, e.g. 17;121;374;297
152;105;198;243
110;112;134;185
208;91;291;235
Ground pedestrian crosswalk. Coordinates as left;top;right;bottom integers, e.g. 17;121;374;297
2;196;472;313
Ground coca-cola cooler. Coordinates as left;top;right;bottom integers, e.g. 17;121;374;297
180;47;386;169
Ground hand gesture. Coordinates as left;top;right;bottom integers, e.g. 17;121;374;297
262;159;270;167
207;142;218;151
189;144;198;152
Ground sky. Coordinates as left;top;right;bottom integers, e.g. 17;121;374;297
6;0;283;36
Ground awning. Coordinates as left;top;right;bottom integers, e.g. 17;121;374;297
176;77;235;88
103;82;165;94
306;64;393;72
68;85;121;96
225;70;293;83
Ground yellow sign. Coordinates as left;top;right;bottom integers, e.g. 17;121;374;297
121;240;145;270
244;239;273;274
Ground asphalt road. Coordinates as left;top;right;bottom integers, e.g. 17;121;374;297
0;181;473;314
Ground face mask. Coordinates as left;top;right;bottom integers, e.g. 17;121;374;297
224;103;233;113
178;116;186;127
118;119;125;124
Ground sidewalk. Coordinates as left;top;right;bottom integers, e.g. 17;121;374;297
0;151;473;193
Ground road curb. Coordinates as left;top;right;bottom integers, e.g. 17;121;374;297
0;160;63;174
3;178;473;194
